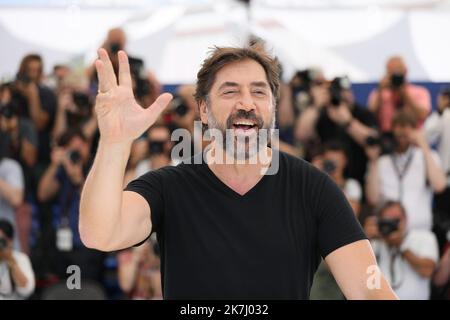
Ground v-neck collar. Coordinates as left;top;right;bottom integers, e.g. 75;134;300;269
201;160;271;199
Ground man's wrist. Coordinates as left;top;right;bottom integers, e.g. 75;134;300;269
341;117;354;130
6;256;17;269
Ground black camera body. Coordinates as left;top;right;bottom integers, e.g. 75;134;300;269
378;218;400;237
170;96;189;117
67;150;81;164
0;236;7;250
365;133;396;155
390;73;405;88
148;140;166;156
322;159;337;175
129;57;152;99
329;76;351;107
0;102;15;119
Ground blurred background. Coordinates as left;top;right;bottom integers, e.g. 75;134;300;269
0;0;450;300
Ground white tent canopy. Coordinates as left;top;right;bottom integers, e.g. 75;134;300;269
1;0;449;83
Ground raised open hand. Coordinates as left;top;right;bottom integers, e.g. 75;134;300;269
94;48;172;144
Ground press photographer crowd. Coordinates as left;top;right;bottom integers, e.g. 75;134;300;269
0;27;449;300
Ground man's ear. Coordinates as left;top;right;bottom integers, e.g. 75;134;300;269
199;101;208;125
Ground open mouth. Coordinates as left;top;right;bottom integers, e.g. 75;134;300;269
232;120;257;131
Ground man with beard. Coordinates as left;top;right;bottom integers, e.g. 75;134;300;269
79;45;397;299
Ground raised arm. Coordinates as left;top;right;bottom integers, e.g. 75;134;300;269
79;49;171;251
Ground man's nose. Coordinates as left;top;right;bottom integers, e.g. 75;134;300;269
236;91;256;112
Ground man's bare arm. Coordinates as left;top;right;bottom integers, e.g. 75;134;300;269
325;239;398;300
78;48;171;252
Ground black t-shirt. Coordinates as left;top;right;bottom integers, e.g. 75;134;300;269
125;151;366;299
316;104;378;188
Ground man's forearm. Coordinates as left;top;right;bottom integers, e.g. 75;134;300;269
37;163;60;202
421;145;447;193
346;119;377;147
27;92;48;130
433;251;450;286
404;93;428;122
52;108;68;141
79;140;131;250
8;259;29;288
365;161;379;205
402;250;436;278
0;178;23;208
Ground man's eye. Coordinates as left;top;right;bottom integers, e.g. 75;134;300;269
254;90;266;96
223;91;237;95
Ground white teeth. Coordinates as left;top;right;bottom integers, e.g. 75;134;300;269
234;121;254;126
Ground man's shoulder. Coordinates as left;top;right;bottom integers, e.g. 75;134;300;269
0;158;22;172
12;250;31;264
407;229;437;242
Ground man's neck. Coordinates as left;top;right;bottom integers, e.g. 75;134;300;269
395;142;412;155
206;145;272;180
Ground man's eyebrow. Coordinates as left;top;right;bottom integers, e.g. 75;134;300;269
250;81;269;88
218;82;240;91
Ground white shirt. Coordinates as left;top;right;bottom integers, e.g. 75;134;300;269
0;251;35;300
343;178;362;202
376;146;442;230
371;230;439;300
135;158;178;179
425;109;450;185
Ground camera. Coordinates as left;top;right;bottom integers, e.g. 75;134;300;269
0;236;7;250
329;76;351;107
170;95;189;117
148;140;166;156
67;150;81;164
322;159;337;175
109;42;122;54
365;133;396;155
0;102;15;119
377;218;400;237
129;57;152;99
72;92;90;110
390;73;405;88
16;74;31;85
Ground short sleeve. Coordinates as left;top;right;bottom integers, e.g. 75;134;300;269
412;86;432;115
403;231;439;262
4;159;24;190
124;169;165;236
344;179;362;202
313;173;367;258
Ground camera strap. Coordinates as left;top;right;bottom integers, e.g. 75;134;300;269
390;148;414;201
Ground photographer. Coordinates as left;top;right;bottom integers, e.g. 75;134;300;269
0;83;39;169
86;27;161;106
0;219;35;300
53;87;97;142
365;112;447;230
364;201;438;299
13;54;57;166
312;140;362;216
133;124;174;180
296;76;378;187
368;56;431;133
37;129;104;281
425;87;450;241
117;234;162;300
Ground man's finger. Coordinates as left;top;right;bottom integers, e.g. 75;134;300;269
145;93;173;124
96;48;117;93
118;50;132;88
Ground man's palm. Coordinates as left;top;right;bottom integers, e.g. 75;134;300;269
94;48;172;144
